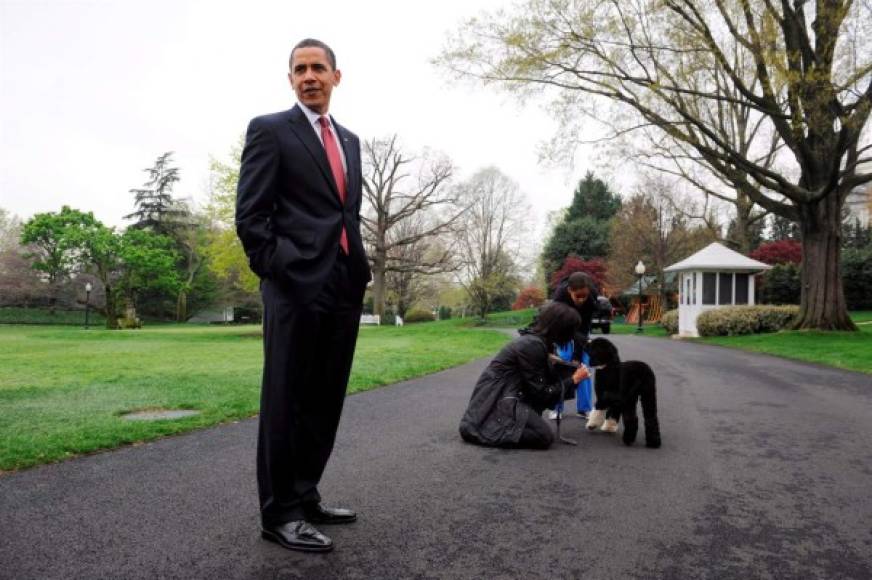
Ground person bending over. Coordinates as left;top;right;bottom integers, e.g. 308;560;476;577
459;302;590;449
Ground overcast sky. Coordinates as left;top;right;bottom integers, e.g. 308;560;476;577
0;0;620;236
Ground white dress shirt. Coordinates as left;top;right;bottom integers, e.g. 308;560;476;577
298;101;347;174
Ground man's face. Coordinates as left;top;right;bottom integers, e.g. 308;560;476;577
289;47;341;114
568;287;590;305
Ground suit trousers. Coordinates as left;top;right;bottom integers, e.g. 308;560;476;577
257;255;363;526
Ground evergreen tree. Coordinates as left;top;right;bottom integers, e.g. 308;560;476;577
125;152;188;235
566;172;622;222
541;172;621;279
768;214;799;241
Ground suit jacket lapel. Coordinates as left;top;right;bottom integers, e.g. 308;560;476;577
286;105;341;203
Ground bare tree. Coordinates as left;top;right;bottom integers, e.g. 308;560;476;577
0;209;44;307
440;0;872;330
362;135;464;317
454;167;530;318
382;214;454;317
607;176;720;297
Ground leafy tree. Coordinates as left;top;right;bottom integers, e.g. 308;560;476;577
542;217;611;272
73;220;122;327
116;229;181;317
607;192;717;299
73;222;180;328
204;139;261;303
549;256;607;294
749;240;802;266
512;287;545;310
440;0;872;330
20;206;99;311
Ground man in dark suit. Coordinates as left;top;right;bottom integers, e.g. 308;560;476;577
235;38;371;553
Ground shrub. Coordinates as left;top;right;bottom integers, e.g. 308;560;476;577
660;309;678;335
842;246;872;310
756;306;800;333
696;305;799;337
512;287;545;310
403;308;435;323
438;306;453;320
758;263;801;305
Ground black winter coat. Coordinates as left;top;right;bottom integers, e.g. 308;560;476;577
459;334;573;447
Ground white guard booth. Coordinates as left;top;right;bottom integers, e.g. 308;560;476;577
664;242;772;338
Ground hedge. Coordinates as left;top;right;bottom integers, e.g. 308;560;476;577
403;308;436;323
696;305;799;337
660;309;678;335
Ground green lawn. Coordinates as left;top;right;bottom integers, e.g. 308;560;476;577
0;306;106;326
699;314;872;374
474;308;668;337
0;321;508;472
850;310;872;324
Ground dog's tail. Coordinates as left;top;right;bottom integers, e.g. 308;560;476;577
641;377;661;449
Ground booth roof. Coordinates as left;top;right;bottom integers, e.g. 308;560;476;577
664;242;772;273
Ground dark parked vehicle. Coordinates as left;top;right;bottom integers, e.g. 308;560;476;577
590;296;614;334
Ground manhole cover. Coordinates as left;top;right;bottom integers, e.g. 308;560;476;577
121;409;200;421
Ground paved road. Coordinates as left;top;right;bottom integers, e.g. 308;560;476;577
1;336;871;580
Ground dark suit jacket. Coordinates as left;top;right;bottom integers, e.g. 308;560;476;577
236;105;371;305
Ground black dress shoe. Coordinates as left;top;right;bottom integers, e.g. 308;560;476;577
261;521;333;552
303;503;357;525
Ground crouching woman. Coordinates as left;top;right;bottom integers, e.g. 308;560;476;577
459;302;590;449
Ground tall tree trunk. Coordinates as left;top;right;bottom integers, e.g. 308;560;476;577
794;194;857;331
371;249;387;318
104;284;119;330
733;194;753;254
176;291;187;322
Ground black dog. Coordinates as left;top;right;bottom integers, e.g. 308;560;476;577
587;338;661;448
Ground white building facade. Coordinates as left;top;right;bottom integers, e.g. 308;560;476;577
664;242;772;337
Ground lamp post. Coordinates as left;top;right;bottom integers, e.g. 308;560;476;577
634;260;645;334
84;282;92;330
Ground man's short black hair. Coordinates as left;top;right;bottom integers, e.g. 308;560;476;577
290;38;337;70
567;272;592;291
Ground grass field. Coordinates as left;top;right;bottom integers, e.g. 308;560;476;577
475;308;668;337
0;321;508;472
0;306;106;326
699;311;872;374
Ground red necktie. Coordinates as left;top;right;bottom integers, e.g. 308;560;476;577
319;116;349;254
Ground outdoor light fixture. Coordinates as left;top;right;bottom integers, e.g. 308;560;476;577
635;261;645;334
85;282;93;330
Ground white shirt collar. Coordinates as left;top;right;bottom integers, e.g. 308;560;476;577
298;101;334;131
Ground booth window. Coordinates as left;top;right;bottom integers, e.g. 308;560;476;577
702;273;716;304
735;273;749;304
718;273;733;305
693;273;697;304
